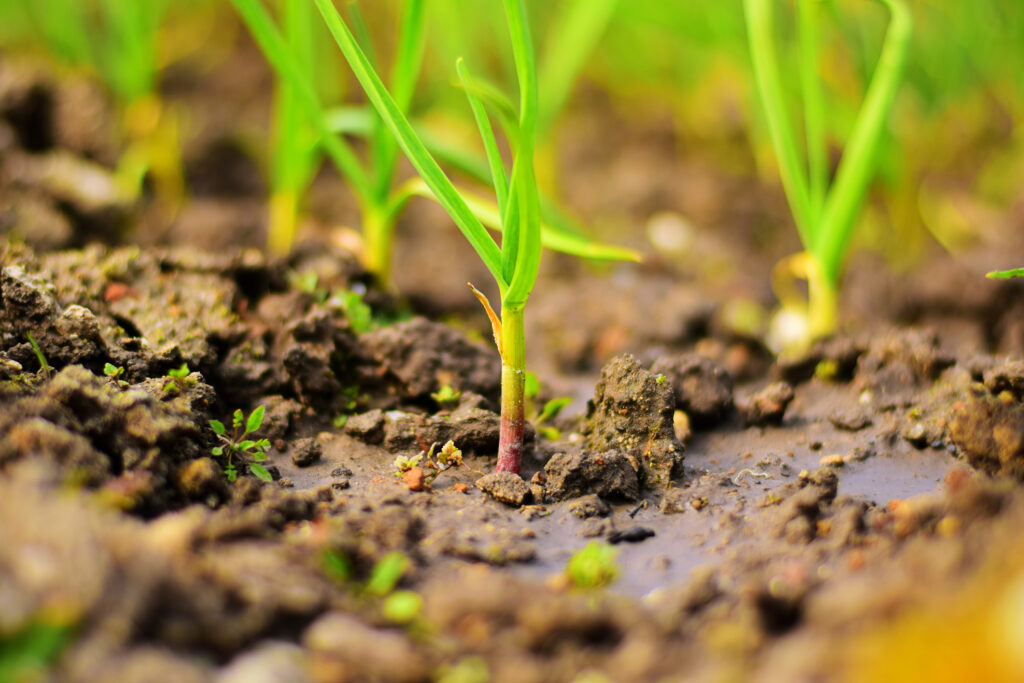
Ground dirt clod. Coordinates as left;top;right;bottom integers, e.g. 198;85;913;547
740;381;794;426
650;353;733;428
569;494;612;518
476;471;531;507
290;437;322;467
543;448;640;502
583;355;685;487
950;389;1024;480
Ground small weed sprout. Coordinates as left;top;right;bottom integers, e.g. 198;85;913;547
394;440;464;485
566;542;619;590
322;549;422;624
162;363;193;395
431;384;461;409
25;332;51;380
103;363;128;388
210;406;273;483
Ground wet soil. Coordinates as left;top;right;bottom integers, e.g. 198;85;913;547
3;50;1024;683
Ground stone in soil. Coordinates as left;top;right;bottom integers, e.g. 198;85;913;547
543;447;640;502
290;437;322;467
582;354;685;487
650;353;733;428
569;494;612;519
476;472;531;507
739;381;794;426
608;526;656;544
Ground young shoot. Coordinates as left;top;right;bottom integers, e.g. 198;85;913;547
210;405;273;483
231;0;427;281
314;0;637;474
103;362;128;388
744;0;911;351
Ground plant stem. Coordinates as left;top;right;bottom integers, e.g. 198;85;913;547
362;205;396;289
807;261;838;340
497;303;526;473
268;190;299;255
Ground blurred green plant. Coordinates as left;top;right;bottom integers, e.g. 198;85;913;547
12;0;185;209
0;618;73;682
210;405;273;483
566;542;619;589
231;0;427;281
744;0;911;351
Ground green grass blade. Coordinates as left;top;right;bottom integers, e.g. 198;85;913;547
373;0;427;200
344;0;379;69
454;73;522;149
744;0;814;249
231;0;373;202
325;106;493;183
273;0;320;195
987;268;1024;280
798;0;827;222
399;179;641;262
457;58;509;227
501;0;541;307
816;0;911;285
314;0;505;287
537;0;618;139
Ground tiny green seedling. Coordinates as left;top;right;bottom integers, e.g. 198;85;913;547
162;362;193;394
523;371;569;440
209;405;273;483
744;0;911;350
103;362;128;388
566;542;619;589
431;384;461;409
25;332;51;380
393;440;464;485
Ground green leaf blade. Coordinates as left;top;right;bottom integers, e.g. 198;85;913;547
246;405;266;434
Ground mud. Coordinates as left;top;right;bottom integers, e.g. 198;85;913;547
3;41;1024;683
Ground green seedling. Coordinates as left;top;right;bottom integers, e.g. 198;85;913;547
25;332;52;379
744;0;911;350
161;362;194;394
566;541;619;590
431;384;461;409
209;405;273;483
523;371;569;440
20;0;184;209
103;362;128;387
316;0;638;474
232;0;427;278
393;440;464;485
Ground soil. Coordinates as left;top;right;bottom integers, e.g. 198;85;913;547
3;46;1024;683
